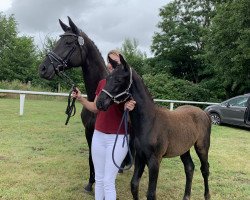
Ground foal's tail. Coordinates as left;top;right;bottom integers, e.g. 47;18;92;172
204;111;212;149
195;110;212;152
204;111;212;125
205;111;212;132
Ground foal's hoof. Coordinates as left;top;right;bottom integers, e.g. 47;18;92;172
84;183;93;194
182;195;190;200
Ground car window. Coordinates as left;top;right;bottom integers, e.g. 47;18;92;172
228;96;248;107
221;101;228;106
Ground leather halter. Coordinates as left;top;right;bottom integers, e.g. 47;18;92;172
101;67;133;104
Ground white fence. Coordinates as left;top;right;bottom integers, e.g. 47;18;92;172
0;89;218;116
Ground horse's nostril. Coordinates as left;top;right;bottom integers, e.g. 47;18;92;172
40;65;47;74
39;65;47;77
42;65;46;71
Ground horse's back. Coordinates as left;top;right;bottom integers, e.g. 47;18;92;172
174;105;211;125
158;105;210;128
154;105;211;158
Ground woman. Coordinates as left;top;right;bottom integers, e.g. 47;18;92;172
72;50;136;200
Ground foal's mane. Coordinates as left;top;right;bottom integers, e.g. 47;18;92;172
131;68;154;103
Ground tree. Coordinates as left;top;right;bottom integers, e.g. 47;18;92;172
0;13;38;83
120;38;147;75
204;0;250;97
151;0;218;83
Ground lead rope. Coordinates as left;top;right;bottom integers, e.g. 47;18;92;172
112;109;133;171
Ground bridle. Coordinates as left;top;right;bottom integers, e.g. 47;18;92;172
47;32;85;76
46;31;85;125
101;67;133;104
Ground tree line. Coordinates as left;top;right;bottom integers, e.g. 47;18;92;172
0;0;249;102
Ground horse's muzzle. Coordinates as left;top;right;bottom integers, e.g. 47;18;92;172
96;95;113;111
39;64;55;80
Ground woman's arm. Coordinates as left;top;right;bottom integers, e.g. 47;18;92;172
72;88;99;113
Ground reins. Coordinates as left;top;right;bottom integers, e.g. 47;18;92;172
112;109;133;171
56;71;78;125
65;85;77;125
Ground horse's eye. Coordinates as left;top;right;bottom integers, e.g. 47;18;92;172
65;40;73;45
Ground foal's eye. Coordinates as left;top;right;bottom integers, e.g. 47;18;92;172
114;78;122;83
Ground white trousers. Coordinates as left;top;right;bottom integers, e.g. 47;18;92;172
92;130;129;200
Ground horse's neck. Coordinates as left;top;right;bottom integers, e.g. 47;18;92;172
129;72;156;132
81;38;108;101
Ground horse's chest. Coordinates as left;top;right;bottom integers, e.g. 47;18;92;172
135;136;150;153
81;109;96;128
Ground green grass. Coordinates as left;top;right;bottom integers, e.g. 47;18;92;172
0;98;249;200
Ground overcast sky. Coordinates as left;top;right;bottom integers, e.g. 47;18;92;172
0;0;171;58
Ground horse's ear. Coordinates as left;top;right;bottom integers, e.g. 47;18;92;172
68;16;79;35
119;54;129;71
59;19;70;32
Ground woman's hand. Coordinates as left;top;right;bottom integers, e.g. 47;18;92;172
125;100;136;111
72;88;98;113
72;87;82;100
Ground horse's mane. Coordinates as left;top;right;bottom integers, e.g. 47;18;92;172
81;31;106;66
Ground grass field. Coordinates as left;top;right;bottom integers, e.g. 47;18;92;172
0;98;249;200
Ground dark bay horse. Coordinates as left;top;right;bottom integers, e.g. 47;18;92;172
39;17;108;192
96;55;211;200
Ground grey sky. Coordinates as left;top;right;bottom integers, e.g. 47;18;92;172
2;0;171;58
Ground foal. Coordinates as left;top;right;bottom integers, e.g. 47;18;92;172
96;55;211;200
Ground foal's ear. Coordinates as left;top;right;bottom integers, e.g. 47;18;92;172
59;19;70;32
119;54;129;70
68;16;80;35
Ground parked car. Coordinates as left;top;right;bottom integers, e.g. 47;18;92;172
204;94;250;128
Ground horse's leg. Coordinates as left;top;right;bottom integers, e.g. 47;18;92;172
131;153;146;200
146;155;161;200
180;150;195;200
194;145;210;200
84;127;95;192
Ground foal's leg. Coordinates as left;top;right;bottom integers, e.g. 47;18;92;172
131;154;146;200
194;145;210;200
180;150;195;200
146;155;161;200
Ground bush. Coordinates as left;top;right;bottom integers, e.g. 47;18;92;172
0;80;49;91
142;73;215;102
0;80;67;100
